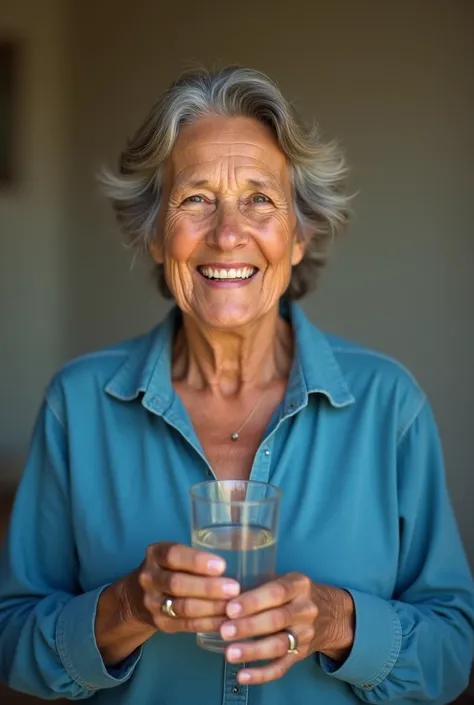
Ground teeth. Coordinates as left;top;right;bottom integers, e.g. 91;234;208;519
200;266;256;280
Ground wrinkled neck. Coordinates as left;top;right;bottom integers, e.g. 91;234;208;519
172;307;293;396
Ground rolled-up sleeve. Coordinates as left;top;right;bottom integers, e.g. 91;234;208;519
319;400;474;703
0;396;141;699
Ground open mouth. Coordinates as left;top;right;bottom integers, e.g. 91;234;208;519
197;265;258;281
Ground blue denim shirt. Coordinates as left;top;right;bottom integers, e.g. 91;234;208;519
1;303;473;704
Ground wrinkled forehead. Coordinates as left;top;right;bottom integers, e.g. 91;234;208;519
163;115;292;192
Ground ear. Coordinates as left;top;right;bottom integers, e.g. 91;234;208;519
291;240;305;266
149;238;164;265
291;225;308;266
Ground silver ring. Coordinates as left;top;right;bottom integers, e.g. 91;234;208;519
160;596;178;618
286;629;299;655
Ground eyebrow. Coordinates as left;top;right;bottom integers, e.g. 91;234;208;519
174;176;282;193
246;178;281;192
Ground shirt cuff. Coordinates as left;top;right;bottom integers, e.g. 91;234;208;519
56;585;142;691
318;588;402;691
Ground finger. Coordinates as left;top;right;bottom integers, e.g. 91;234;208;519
158;615;226;634
172;597;229;618
226;627;312;664
145;594;228;619
237;654;296;685
150;542;228;576
141;569;240;599
221;604;297;641
226;573;310;619
181;615;227;634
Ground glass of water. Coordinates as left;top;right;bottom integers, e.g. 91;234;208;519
190;480;281;653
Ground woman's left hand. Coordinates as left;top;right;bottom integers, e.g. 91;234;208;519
220;572;355;685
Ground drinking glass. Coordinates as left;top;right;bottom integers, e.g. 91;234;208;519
190;480;281;653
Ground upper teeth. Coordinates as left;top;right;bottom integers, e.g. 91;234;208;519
200;266;256;280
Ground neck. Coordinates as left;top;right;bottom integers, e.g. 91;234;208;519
172;306;293;396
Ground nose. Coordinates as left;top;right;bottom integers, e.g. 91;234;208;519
207;201;248;251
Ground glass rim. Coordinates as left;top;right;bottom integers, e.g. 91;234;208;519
190;479;282;506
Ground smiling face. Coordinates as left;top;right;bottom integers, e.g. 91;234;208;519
151;114;304;329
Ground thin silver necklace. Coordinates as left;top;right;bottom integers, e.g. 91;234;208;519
230;393;267;441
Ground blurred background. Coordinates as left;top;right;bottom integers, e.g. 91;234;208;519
0;0;473;701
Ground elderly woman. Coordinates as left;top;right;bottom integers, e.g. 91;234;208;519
0;67;473;705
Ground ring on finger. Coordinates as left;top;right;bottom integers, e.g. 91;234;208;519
160;595;178;618
285;629;299;655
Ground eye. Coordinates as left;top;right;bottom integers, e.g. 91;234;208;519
251;193;272;204
183;194;207;204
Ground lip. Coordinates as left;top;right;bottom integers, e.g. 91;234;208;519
197;262;259;270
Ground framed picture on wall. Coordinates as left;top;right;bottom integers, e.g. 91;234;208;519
0;40;18;187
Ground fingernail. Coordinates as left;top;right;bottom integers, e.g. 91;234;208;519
221;624;237;639
222;582;240;597
239;671;251;683
227;647;242;661
207;558;225;573
226;601;242;617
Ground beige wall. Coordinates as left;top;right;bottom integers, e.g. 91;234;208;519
0;0;69;476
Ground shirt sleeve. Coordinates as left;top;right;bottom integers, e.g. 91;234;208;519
319;399;474;703
0;396;142;700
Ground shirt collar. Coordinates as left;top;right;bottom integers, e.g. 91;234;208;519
285;301;354;408
105;302;354;410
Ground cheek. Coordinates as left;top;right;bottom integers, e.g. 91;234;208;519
163;217;202;262
257;219;294;265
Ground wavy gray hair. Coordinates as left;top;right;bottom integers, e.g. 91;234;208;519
101;66;351;300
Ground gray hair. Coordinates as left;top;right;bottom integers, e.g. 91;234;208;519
101;65;351;300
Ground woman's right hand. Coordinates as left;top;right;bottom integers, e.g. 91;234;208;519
128;542;241;634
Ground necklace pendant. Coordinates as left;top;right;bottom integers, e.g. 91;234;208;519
231;432;239;441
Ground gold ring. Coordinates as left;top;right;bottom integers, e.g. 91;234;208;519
286;629;299;655
160;596;178;618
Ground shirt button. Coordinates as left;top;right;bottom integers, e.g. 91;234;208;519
289;401;296;408
264;449;270;456
231;686;240;694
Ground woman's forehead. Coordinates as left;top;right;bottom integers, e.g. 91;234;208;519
165;115;290;190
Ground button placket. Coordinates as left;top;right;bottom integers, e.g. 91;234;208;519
222;660;248;705
249;436;275;484
221;421;276;703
